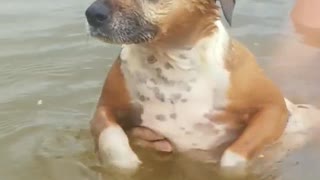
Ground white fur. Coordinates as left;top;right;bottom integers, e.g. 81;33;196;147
120;21;233;151
220;150;247;167
203;21;231;108
98;126;141;170
85;21;90;35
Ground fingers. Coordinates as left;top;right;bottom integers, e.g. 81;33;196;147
127;127;174;152
128;126;165;141
133;139;173;153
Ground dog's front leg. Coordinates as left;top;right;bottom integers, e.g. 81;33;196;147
90;58;142;170
91;106;141;170
220;105;288;168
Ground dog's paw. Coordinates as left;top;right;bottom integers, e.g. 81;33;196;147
219;149;248;177
98;126;141;170
220;149;247;168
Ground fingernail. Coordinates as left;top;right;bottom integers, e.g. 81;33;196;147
155;141;173;152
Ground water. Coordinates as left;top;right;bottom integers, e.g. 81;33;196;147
0;0;319;179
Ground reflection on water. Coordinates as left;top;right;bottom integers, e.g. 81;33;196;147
0;0;319;180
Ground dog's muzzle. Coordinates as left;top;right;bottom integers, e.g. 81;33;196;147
84;0;159;44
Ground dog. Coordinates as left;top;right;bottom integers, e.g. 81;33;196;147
85;0;319;172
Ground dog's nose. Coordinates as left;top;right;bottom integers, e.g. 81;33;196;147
85;1;111;27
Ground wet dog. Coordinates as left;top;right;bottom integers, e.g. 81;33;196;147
85;0;319;172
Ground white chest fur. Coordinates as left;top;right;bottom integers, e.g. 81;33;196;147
120;21;233;151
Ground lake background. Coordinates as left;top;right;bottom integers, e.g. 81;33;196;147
0;0;319;179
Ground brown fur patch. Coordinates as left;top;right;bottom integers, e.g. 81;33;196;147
148;0;220;47
220;40;289;159
90;57;132;149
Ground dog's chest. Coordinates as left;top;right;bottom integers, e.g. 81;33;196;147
120;45;233;151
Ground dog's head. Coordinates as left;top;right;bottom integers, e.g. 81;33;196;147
85;0;235;46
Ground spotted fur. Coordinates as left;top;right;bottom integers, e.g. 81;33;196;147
119;21;235;151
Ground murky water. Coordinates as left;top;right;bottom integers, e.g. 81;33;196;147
0;0;319;179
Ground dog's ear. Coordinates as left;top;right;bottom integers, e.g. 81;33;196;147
215;0;236;26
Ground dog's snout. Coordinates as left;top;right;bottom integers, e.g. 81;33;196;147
85;1;111;27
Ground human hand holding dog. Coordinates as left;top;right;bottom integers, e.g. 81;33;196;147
128;127;173;153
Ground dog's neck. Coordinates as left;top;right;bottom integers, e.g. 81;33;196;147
121;21;230;72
